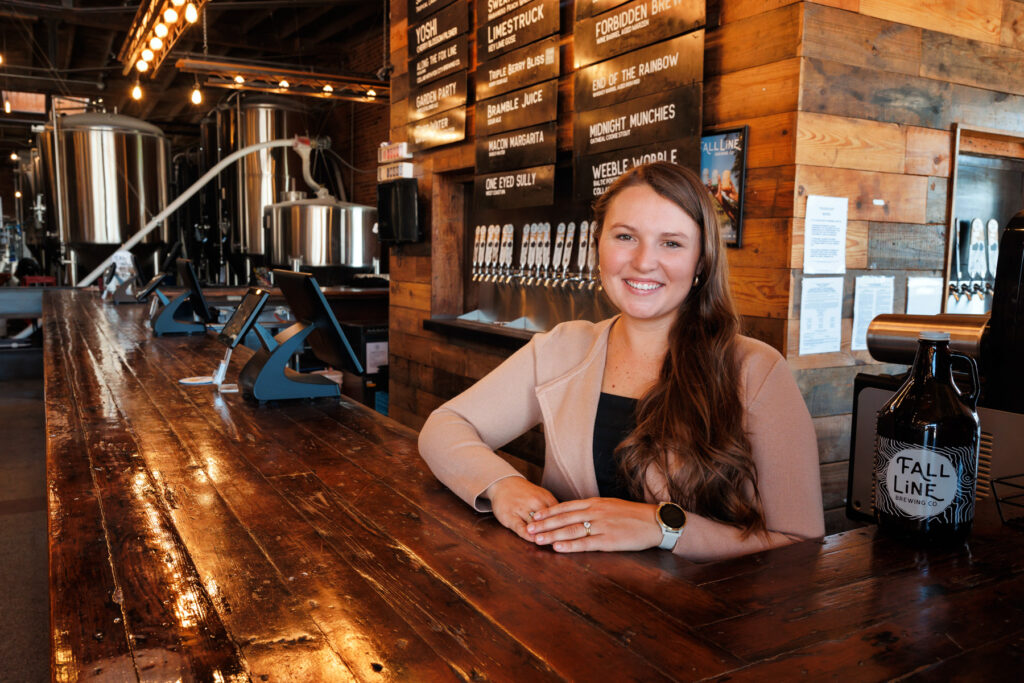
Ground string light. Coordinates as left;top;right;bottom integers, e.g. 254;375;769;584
322;84;333;93
0;54;4;65
278;80;289;88
185;3;199;23
164;8;179;23
233;75;245;84
154;23;168;38
141;49;154;62
14;190;22;198
150;36;163;51
136;59;149;72
367;89;376;98
10;151;18;160
4;100;11;114
131;82;143;100
172;0;185;6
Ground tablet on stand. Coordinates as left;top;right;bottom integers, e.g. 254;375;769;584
237;269;364;403
149;258;212;336
179;287;271;392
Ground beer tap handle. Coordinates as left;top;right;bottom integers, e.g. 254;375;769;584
517;223;531;281
576;221;591;288
561;221;576;287
486;224;500;281
500;224;514;282
472;225;485;281
987;218;999;280
541;223;552;286
526;224;539;285
586;223;599;289
551;222;566;287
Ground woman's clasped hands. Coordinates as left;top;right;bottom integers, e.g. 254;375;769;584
486;477;664;553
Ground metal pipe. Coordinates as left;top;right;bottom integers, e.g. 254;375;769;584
76;137;300;287
866;313;989;364
49;105;68;283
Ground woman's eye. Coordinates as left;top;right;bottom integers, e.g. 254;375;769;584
663;241;681;248
614;233;634;242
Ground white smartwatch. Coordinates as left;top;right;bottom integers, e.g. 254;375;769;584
656;502;687;550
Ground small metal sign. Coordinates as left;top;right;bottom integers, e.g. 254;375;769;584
574;31;703;111
408;0;469;56
477;0;559;61
574;84;700;156
574;139;700;202
476;121;557;173
407;105;466;151
475;34;559;102
408;72;468;122
574;0;704;68
477;79;557;136
474;163;556;210
411;34;469;87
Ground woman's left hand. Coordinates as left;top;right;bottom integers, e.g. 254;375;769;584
527;498;664;552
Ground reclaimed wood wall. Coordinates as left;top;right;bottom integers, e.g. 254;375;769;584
386;0;1024;531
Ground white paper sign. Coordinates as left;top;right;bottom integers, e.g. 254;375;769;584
852;276;895;351
366;341;389;374
804;195;848;274
799;276;844;355
906;276;944;315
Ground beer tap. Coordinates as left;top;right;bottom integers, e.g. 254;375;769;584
517;223;531;283
549;223;566;287
575;221;591;288
500;224;515;283
586;223;599;290
472;225;485;282
560;221;576;287
540;222;552;286
525;224;540;286
485;224;501;282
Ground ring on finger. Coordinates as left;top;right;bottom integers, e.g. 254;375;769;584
528;511;535;520
583;520;592;537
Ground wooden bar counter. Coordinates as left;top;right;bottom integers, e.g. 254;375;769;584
44;290;1024;681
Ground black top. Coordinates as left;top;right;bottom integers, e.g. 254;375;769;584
593;392;639;501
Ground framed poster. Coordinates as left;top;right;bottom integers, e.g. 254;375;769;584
700;126;747;248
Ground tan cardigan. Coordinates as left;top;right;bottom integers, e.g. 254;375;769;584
418;317;825;559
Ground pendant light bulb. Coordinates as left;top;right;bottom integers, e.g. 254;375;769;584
322;84;333;93
191;83;202;105
164;8;179;23
10;151;18;161
131;83;143;100
14;190;22;198
154;23;168;38
4;100;11;114
278;80;290;89
149;36;163;51
234;75;245;84
185;3;199;23
367;89;376;98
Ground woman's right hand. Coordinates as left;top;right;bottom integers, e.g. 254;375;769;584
485;477;559;542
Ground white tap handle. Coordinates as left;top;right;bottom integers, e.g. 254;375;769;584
551;223;566;275
541;223;552;269
587;223;598;275
562;221;576;274
577;220;590;272
518;223;531;270
987;218;999;278
501;224;515;269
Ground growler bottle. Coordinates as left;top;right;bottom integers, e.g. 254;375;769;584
874;331;981;546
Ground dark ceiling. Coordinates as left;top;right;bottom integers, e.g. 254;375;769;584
0;0;387;153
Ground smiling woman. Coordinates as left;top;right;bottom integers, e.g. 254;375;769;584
418;162;825;562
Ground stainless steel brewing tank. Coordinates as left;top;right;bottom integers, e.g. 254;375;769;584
40;112;170;245
234;97;309;255
264;199;378;269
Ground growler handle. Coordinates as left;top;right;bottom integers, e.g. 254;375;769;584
949;351;981;410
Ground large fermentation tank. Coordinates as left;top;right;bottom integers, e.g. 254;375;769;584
233;96;309;256
265;198;378;270
40;112;170;281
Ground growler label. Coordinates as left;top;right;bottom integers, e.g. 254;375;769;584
875;437;975;523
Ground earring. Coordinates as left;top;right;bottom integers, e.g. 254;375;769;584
693;274;700;287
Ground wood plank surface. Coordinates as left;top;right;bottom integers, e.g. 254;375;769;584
795;112;906;174
859;0;1002;45
794;165;929;223
45;290;1024;680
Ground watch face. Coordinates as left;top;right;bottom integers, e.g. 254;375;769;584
659;503;686;529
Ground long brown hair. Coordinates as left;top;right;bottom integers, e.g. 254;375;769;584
592;162;766;536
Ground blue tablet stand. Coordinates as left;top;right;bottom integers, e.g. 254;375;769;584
150;289;207;336
237;321;341;402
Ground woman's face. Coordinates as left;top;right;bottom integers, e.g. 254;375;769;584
598;183;703;328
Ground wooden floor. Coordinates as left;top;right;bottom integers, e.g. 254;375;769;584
45;290;1024;681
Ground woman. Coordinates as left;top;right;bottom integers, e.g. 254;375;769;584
418;162;824;561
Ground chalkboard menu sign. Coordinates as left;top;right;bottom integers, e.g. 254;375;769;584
411;34;469;88
408;106;466;151
474;163;556;210
575;140;700;201
574;32;702;111
575;85;700;156
476;121;557;173
475;34;559;101
477;0;559;61
409;0;458;23
408;1;470;56
409;72;468;122
574;0;704;68
477;79;557;136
